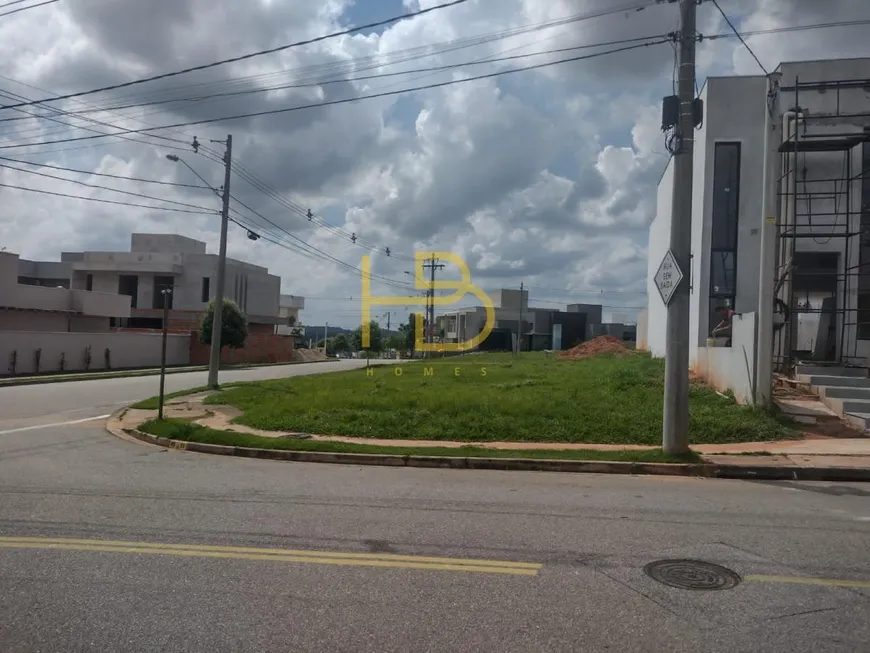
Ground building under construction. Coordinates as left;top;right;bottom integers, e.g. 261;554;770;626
642;56;870;427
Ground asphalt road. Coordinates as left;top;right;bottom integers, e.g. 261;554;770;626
0;359;385;434
0;372;869;651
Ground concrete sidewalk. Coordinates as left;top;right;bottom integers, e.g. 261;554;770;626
115;396;870;475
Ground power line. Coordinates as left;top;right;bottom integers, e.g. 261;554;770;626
0;39;670;150
2;2;658;121
227;196;414;290
225;155;415;261
0;1;657;126
0;181;216;214
0;85;192;154
0;0;472;111
42;34;665;118
0;0;57;18
0;161;218;211
0;155;210;188
702;19;870;43
228;206;413;291
0;0;36;8
710;0;768;75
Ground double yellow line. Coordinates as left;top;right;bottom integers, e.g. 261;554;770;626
0;536;541;576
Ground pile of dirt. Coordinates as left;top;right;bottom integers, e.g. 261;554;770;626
557;335;629;360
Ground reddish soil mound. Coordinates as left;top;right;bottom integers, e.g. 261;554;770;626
557;335;629;360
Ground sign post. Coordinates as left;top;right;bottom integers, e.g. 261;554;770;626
654;250;683;307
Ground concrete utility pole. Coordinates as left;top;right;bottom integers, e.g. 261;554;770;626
208;134;232;389
756;73;782;406
324;322;329;350
422;255;445;356
662;0;697;455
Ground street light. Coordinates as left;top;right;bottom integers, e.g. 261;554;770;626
165;154;219;196
165;137;233;389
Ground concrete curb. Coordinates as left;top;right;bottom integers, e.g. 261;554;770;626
103;418;870;481
0;358;339;387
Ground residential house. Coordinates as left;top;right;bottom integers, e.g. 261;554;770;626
641;56;870;407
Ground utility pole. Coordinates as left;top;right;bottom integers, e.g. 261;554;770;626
517;281;524;354
158;286;173;420
662;0;696;455
207;134;232;389
323;322;328;351
422;255;445;357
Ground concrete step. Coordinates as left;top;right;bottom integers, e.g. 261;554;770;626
817;386;870;401
774;397;839;424
803;375;870;388
845;412;870;432
795;364;867;378
841;399;870;414
817;392;870;417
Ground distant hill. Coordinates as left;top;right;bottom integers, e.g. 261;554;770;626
304;325;355;338
304;325;400;339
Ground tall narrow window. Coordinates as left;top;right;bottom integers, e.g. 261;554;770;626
201;277;210;303
86;274;93;291
709;142;741;344
118;275;138;309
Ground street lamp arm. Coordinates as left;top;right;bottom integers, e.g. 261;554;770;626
165;154;220;196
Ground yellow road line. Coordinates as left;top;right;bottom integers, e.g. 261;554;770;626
746;574;870;589
0;537;540;576
0;536;539;568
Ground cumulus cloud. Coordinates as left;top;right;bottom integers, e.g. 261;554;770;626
0;0;866;325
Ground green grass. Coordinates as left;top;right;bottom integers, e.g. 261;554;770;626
131;386;216;410
138;418;701;464
201;352;794;445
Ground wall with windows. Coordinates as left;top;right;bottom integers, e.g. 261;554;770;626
698;76;767;347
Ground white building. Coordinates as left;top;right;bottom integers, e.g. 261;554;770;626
0;250;130;332
58;233;292;332
276;294;305;338
642;57;870;404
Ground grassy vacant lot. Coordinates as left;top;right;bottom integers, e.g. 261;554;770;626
139;418;700;464
203;352;792;445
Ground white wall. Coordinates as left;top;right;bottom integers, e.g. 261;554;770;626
645;157;674;357
690;83;711;360
698;76;768;345
179;254;280;318
0;331;190;375
694;312;757;404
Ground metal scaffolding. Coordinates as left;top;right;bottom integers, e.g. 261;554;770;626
773;76;870;373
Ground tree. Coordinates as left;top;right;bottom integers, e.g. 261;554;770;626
385;333;405;351
352;320;383;352
332;333;351;354
199;299;248;349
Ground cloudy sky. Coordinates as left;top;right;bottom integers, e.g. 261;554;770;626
0;0;868;327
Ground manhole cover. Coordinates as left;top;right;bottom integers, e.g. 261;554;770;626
643;559;741;591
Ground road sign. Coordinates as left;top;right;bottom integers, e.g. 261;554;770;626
654;250;683;306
